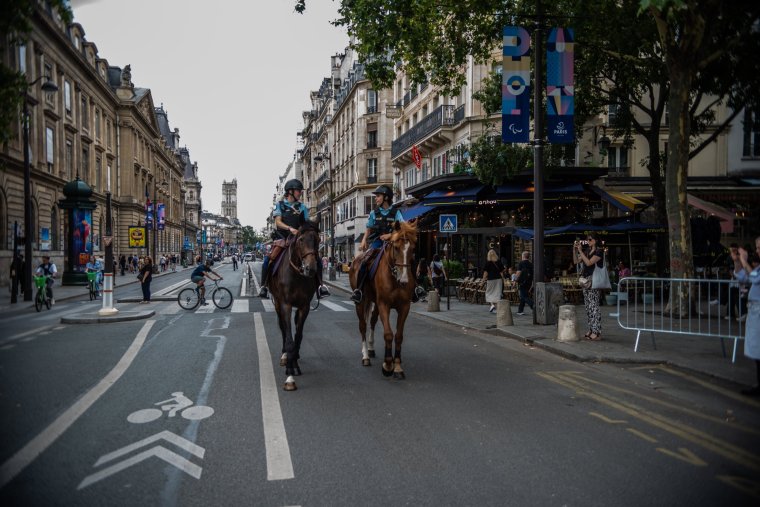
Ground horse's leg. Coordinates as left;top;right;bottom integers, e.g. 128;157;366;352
282;302;298;391
273;295;289;367
368;302;378;358
376;302;394;377
392;302;411;380
292;305;309;376
356;300;371;366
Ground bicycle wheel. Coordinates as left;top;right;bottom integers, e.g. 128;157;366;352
310;291;320;310
89;282;96;300
212;287;233;309
35;290;42;312
44;294;51;310
178;288;201;310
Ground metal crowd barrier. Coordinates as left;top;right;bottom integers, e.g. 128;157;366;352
615;277;746;362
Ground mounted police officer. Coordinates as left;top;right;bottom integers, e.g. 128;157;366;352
259;179;331;299
351;184;426;304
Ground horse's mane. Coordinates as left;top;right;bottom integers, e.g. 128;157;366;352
298;220;320;234
390;221;417;243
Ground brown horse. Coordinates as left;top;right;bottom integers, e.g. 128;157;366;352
267;221;320;391
349;221;418;379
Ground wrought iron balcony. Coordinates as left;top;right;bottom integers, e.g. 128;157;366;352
314;171;330;191
391;105;456;158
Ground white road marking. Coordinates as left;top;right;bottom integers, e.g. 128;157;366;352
254;312;294;481
0;320;155;488
317;300;350;312
155;279;192;296
0;326;50;345
262;299;275;312
195;304;215;314
240;277;247;298
231;299;249;313
159;303;182;315
0;344;15;351
21;336;38;342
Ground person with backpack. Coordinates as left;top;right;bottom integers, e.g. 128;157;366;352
429;254;447;295
515;251;534;315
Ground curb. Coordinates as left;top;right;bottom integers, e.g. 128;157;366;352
60;309;155;324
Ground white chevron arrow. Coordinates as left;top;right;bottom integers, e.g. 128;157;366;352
77;431;205;490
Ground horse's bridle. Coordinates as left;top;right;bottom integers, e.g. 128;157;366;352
288;233;318;277
384;239;413;278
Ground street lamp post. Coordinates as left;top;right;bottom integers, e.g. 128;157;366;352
314;152;336;280
150;178;167;271
22;76;59;301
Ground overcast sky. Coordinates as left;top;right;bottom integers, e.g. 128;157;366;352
71;0;348;231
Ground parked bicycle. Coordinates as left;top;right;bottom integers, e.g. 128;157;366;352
177;279;233;310
33;275;51;311
86;271;99;300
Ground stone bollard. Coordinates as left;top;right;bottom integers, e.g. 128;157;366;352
496;300;513;326
557;305;580;342
427;290;440;312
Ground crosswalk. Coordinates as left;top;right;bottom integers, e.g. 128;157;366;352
153;297;356;315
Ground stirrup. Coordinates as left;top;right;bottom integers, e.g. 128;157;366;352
350;289;362;303
318;285;330;298
258;286;268;298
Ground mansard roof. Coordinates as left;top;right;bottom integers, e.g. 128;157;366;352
155;105;175;149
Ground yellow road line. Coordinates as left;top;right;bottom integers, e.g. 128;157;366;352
626;428;658;443
538;371;760;473
653;365;760;409
589;412;627;424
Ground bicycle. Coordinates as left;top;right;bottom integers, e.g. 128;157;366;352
177;279;233;310
86;271;99;300
33;275;51;311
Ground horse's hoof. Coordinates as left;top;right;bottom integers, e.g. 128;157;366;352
362;358;371;367
381;364;393;377
280;353;287;367
393;371;406;380
283;376;297;391
368;350;376;358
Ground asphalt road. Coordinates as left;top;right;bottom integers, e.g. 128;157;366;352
0;262;758;506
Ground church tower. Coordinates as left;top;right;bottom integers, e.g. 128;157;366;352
222;179;237;219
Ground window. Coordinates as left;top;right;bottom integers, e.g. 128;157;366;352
607;147;629;171
743;109;760;158
18;44;26;74
95;108;101;139
46;127;54;172
64;80;71;114
95;155;102;191
82;146;89;182
421;161;429;182
81;95;89;131
65;139;73;179
367;158;377;183
107;163;112;192
367;129;377;148
44;64;54;103
106;120;112;148
364;196;373;214
608;103;619;124
367;89;377;113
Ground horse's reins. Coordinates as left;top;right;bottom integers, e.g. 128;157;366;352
288;233;318;276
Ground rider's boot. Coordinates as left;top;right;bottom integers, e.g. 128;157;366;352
258;259;269;298
351;263;366;304
317;277;331;299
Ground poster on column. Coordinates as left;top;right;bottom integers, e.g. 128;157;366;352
157;203;165;230
546;28;575;144
73;209;92;270
502;26;531;144
146;201;154;230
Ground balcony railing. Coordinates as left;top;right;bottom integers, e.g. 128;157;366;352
454;104;465;124
317;200;330;213
391;105;456;158
314;171;330;190
367;175;377;184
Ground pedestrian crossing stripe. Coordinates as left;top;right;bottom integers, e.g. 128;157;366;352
150;298;357;314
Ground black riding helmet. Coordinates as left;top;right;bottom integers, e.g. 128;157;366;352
284;179;304;194
371;184;393;203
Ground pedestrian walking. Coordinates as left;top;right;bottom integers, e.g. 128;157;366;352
574;233;604;340
429;254;447;296
731;238;760;396
138;256;153;303
482;249;505;313
515;251;534;316
119;254;126;276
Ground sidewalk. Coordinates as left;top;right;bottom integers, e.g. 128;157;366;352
323;273;757;389
0;264;194;315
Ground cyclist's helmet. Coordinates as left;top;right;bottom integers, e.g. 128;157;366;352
371;184;394;203
284;179;304;193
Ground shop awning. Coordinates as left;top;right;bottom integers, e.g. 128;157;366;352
493;183;585;202
401;203;439;221
592;186;648;212
687;194;735;233
513;222;667;239
423;185;486;205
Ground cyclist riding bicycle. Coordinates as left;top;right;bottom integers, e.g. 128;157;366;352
85;255;104;293
191;257;223;306
35;255;58;305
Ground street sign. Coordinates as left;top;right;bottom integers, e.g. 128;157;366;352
439;214;458;233
103;236;113;247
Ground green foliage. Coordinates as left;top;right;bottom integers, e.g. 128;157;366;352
0;1;72;144
443;259;464;279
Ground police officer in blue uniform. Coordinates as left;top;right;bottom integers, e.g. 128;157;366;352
351;185;426;304
259;179;330;299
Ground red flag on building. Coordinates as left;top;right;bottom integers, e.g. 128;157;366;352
411;145;422;169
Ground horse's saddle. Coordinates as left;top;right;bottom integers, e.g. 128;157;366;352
268;237;294;279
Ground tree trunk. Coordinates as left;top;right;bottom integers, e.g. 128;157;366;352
665;69;694;316
645;131;669;277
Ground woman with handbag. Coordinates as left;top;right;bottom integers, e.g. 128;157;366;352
138;256;153;304
573;233;605;340
482;249;505;312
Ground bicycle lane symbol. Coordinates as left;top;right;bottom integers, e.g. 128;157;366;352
127;392;214;423
78;392;214;489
